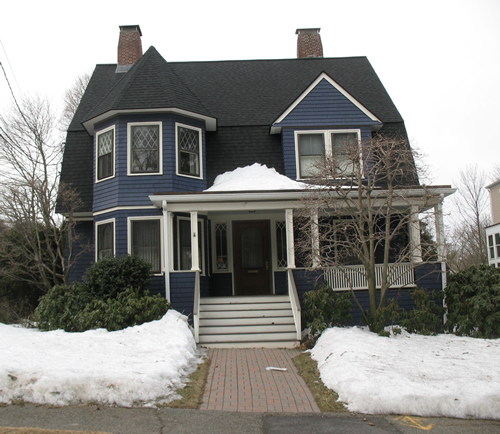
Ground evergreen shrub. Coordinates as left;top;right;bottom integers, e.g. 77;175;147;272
444;264;500;338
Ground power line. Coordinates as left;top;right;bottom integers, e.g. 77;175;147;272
0;38;21;93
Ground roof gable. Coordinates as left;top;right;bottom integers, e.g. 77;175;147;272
271;72;381;133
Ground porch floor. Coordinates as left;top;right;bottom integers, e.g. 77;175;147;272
200;348;320;413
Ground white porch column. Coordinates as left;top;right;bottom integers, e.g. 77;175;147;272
190;211;200;271
285;208;296;269
410;206;423;263
162;201;170;301
312;209;320;267
434;197;446;262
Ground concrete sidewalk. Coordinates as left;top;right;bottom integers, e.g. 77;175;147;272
200;348;319;412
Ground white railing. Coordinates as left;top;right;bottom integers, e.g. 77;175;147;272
193;270;201;343
325;263;415;290
287;269;302;340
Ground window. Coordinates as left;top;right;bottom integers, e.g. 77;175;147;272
129;218;162;273
489;235;495;259
295;129;360;179
489;233;500;260
128;122;162;175
96;127;114;181
214;223;228;271
276;221;287;269
96;220;115;260
177;218;204;271
176;123;202;178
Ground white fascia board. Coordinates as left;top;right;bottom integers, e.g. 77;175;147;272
271;72;382;133
83;108;217;135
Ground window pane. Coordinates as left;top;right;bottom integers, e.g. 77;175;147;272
131;125;159;173
178;220;202;271
276;221;287;268
97;222;114;260
496;233;500;245
215;223;228;270
332;133;357;175
132;220;161;273
97;130;113;180
178;127;200;176
489;235;494;247
299;134;325;178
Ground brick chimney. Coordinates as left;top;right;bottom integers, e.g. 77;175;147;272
296;28;323;58
116;25;142;73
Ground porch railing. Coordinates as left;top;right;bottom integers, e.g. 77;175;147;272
193;270;201;343
324;263;415;291
287;269;302;340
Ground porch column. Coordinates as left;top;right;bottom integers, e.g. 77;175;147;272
162;201;170;301
190;211;200;271
285;208;296;268
434;197;446;262
312;209;320;267
410;206;422;263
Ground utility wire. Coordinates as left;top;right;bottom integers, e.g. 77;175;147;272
0;38;21;92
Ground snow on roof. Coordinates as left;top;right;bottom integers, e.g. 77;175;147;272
205;163;307;192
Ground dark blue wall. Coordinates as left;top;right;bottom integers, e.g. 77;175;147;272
93;114;207;213
170;272;196;320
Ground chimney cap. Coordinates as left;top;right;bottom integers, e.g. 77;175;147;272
119;25;142;36
296;28;321;35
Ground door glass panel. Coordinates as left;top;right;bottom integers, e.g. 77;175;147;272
241;228;263;268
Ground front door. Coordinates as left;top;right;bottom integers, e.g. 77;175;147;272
233;220;271;296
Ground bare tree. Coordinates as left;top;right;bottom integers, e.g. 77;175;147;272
59;72;90;131
0;95;83;292
446;165;490;271
295;133;440;331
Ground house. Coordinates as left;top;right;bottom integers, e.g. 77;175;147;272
58;25;454;347
486;179;500;267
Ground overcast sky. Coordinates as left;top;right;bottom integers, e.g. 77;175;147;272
1;0;499;188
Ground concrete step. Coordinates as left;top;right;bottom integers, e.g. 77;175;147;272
199;323;296;335
200;295;289;304
199;316;293;326
200;302;292;311
199;309;293;319
199;331;298;343
200;340;299;349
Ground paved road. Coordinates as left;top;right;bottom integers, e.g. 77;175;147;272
1;405;500;434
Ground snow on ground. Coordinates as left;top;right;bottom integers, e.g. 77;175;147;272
0;310;202;407
311;327;500;420
205;163;307;191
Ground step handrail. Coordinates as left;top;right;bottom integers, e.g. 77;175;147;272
193;270;201;343
287;269;301;340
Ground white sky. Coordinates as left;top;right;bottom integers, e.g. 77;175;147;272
1;0;499;187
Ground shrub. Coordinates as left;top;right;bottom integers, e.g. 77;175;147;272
444;264;500;338
82;255;153;299
303;282;352;337
401;288;444;335
35;256;169;332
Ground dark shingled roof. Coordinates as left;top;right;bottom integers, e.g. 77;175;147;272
58;46;412;214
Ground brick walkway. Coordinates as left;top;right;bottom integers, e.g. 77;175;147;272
200;348;320;413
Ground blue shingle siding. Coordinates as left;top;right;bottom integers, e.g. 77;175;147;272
274;271;287;295
275;79;380;128
170;272;196;320
415;263;443;292
292;269;324;306
282;126;373;180
147;275;166;297
68;221;95;284
93;114;207;213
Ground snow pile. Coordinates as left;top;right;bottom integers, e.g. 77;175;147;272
311;327;500;420
0;311;202;407
205;163;307;192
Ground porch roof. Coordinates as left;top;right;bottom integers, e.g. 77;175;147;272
149;186;455;213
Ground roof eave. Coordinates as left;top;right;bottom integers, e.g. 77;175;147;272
82;108;217;134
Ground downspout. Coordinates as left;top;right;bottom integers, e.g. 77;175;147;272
162;200;170;301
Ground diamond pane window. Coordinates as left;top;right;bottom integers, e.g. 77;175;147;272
97;129;114;180
276;221;287;268
178;126;200;177
131;125;160;173
215;223;228;271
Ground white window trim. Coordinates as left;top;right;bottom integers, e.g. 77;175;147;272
127;122;163;176
95;125;116;183
176;216;205;274
294;128;361;180
127;216;164;275
95;218;116;261
175;122;203;180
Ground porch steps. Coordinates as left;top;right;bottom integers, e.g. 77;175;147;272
198;295;299;349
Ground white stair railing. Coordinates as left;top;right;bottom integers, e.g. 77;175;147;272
193;271;200;343
287;269;302;340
